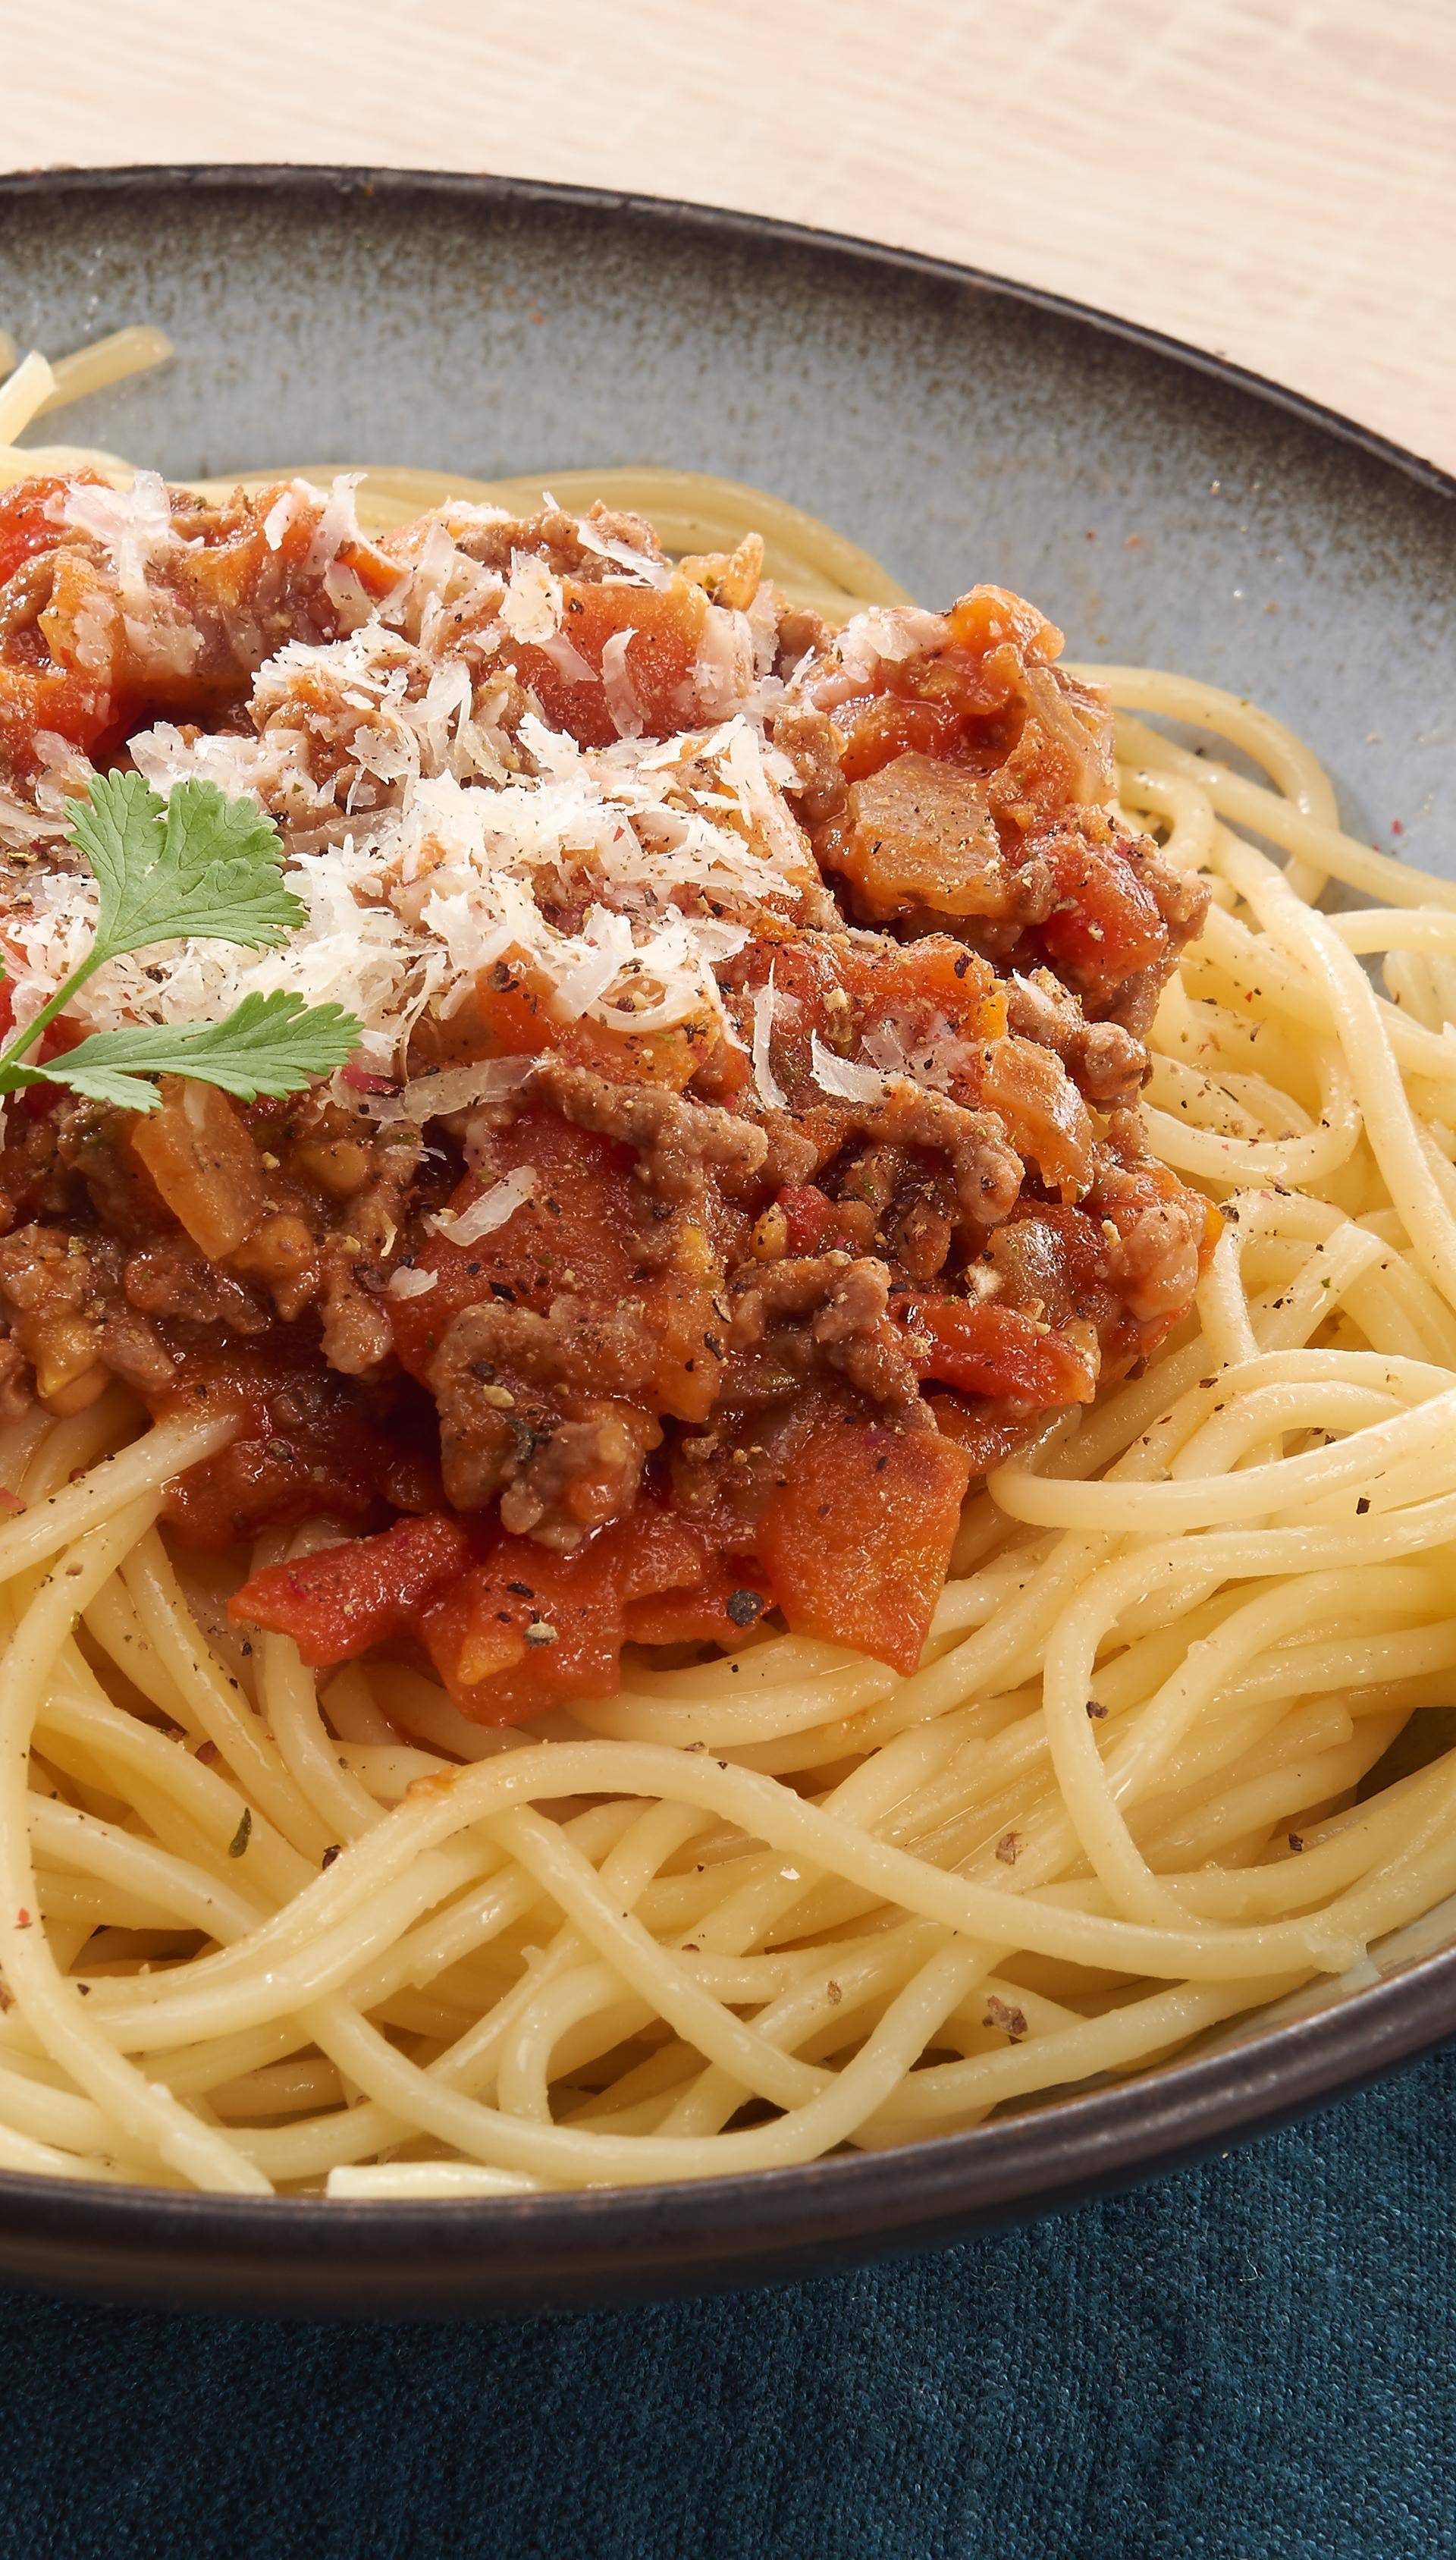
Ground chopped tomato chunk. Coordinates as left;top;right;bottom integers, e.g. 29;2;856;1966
1038;837;1168;992
463;951;711;1091
758;1420;972;1674
419;1498;742;1724
837;694;965;781
386;1107;645;1375
158;1353;440;1548
623;1559;768;1648
915;1299;1098;1409
777;1184;846;1256
386;1104;721;1423
501;577;707;747
230;1514;472;1666
0;473;107;588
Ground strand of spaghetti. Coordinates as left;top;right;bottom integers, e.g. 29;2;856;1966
0;1412;235;1586
0;353;55;448
1109;702;1456;912
1142;1721;1407;1872
1163;1758;1456;1918
244;1814;760;2176
77;1837;505;2048
1143;1042;1360;1185
1074;667;1338;821
0;1506;272;2193
488;1806;826;2112
1222;839;1456;1311
121;1531;334;1864
29;1800;262;1943
326;2164;545;2200
100;1739;1405;1977
860;1971;1313;2136
33;325;173;418
1115;765;1218;872
494;1812;732;2109
290;1940;981;2185
1170;1378;1420;1477
1329;909;1456;957
1193;900;1456;1085
492;1801;720;2117
1038;1564;1417;1924
261;1632;400;1843
990;1381;1456;1530
0;2119;136;2184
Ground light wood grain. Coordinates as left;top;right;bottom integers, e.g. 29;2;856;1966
5;0;1455;471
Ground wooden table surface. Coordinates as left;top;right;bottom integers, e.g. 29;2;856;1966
5;0;1455;474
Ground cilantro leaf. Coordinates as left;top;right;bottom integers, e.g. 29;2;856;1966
65;771;306;966
0;777;362;1114
19;993;363;1112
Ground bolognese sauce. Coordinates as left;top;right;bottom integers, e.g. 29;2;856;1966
0;472;1213;1720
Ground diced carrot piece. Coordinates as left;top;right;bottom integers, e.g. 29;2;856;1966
758;1420;972;1674
230;1514;472;1666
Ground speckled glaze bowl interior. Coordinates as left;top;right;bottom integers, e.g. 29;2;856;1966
0;167;1454;2318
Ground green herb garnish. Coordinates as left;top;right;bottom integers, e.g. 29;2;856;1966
0;773;362;1114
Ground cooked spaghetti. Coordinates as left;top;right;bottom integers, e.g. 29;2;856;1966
0;335;1449;2200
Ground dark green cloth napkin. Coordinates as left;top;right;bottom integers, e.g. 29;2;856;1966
0;2043;1451;2559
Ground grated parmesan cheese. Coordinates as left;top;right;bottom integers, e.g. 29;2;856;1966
809;1033;892;1104
599;630;643;739
499;551;563;646
429;1163;538;1245
751;975;788;1110
0;494;827;1080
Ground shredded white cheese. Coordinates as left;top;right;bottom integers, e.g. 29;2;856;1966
751;976;788;1110
809;1033;891;1104
599;629;643;739
0;495;824;1078
429;1164;538;1245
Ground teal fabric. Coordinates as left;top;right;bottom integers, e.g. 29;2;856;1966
0;2047;1451;2558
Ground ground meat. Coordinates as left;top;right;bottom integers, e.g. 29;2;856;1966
1006;967;1147;1107
122;1242;272;1334
444;504;669;586
771;702;847;827
855;1085;1024;1233
729;1253;924;1420
428;1295;664;1538
0;469;1218;1648
774;605;833;672
529;1059;768;1205
1107;1192;1208;1326
0;1225;176;1409
318;1261;395;1377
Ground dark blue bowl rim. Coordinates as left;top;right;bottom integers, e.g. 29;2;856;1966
0;161;1451;2307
